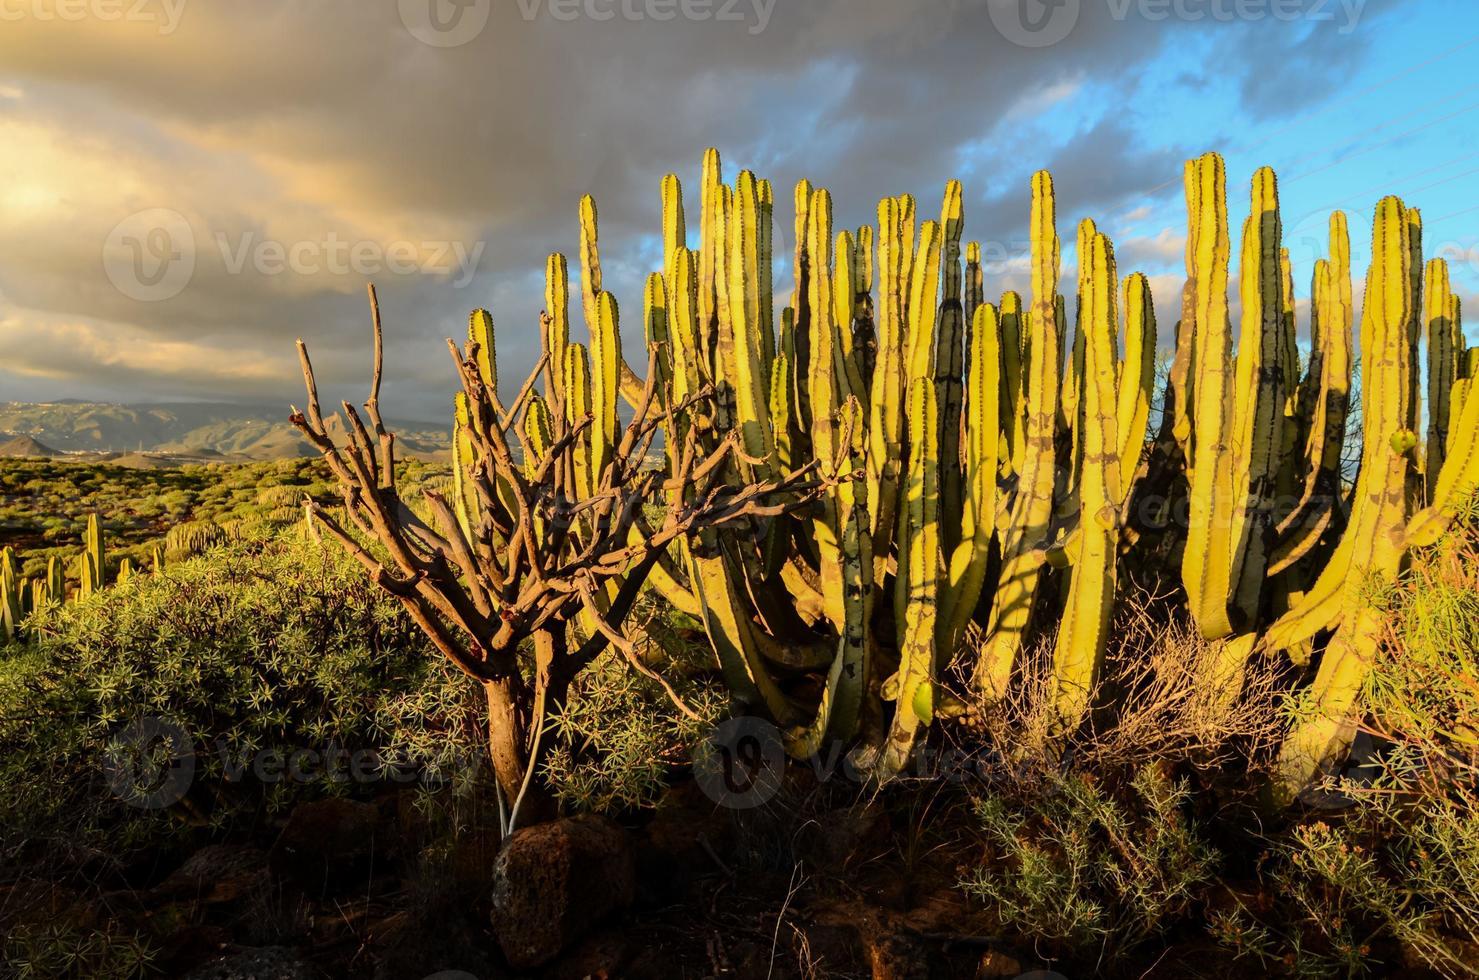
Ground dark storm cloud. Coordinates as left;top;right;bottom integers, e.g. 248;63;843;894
0;0;1413;418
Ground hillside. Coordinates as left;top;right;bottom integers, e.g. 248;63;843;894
0;401;450;461
0;434;58;458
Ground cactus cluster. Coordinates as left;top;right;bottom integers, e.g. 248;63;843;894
0;514;144;643
413;148;1474;800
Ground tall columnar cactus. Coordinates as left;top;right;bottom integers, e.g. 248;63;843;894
1226;166;1294;630
1050;231;1122;731
0;547;20;642
977;172;1062;701
882;377;941;773
937;181;967;553
395;146;1479;800
937;301;1001;658
1179;153;1239;640
1426;258;1461;487
1271;213;1353;580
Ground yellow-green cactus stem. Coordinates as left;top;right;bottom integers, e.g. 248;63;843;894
1116;273;1156;501
589;291;622;485
937;181;967;556
881;377;941;776
1425;258;1460;489
545;253;571;402
1268;199;1417;805
1052;231;1122;733
1227;166;1293;629
1180;152;1237;640
979;171;1062;700
563;342;595;501
938;301;1001;656
998;291;1027;478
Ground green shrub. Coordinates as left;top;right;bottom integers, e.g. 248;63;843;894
0;530;480;857
960;766;1219;959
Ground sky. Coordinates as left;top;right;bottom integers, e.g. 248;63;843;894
0;0;1476;422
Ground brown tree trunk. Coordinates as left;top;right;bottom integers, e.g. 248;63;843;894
481;628;572;829
483;675;530;805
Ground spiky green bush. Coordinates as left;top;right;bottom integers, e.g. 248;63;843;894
960;766;1218;958
0;527;480;855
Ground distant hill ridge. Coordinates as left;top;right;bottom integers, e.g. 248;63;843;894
0;401;449;461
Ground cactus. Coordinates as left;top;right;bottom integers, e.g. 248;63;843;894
1226;167;1294;630
1426;258;1461;487
1180;153;1238;641
977;172;1062;701
294;146;1479;802
1050;231;1122;731
1268;197;1420;802
1;547;20;642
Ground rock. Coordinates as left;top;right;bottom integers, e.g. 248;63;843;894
490;815;635;969
272;798;382;874
155;845;271;904
182;945;319;980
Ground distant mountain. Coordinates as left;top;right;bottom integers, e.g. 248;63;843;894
0;433;58;458
0;401;450;461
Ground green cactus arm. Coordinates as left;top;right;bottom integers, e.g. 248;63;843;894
788;394;874;757
726;170;777;478
1408;295;1479;547
1264;197;1415;657
579;194;603;334
589;291;622;485
545;253;571;404
978;171;1062;700
1115;273;1156;505
833;229;865;401
881;377;941;775
964;242;984;331
1061;218;1096;507
937;181;967;557
469;308;500;406
998;291;1027;478
1227;166;1292;629
698;149;725;374
1274;214;1354;569
1425;258;1460;488
1180;152;1237;640
904;220;942;389
1051;231;1122;733
938;301;1001;656
563;342;595;501
867;197;907;586
807;190;852;631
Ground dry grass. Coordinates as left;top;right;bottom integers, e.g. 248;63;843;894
964;589;1288;786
